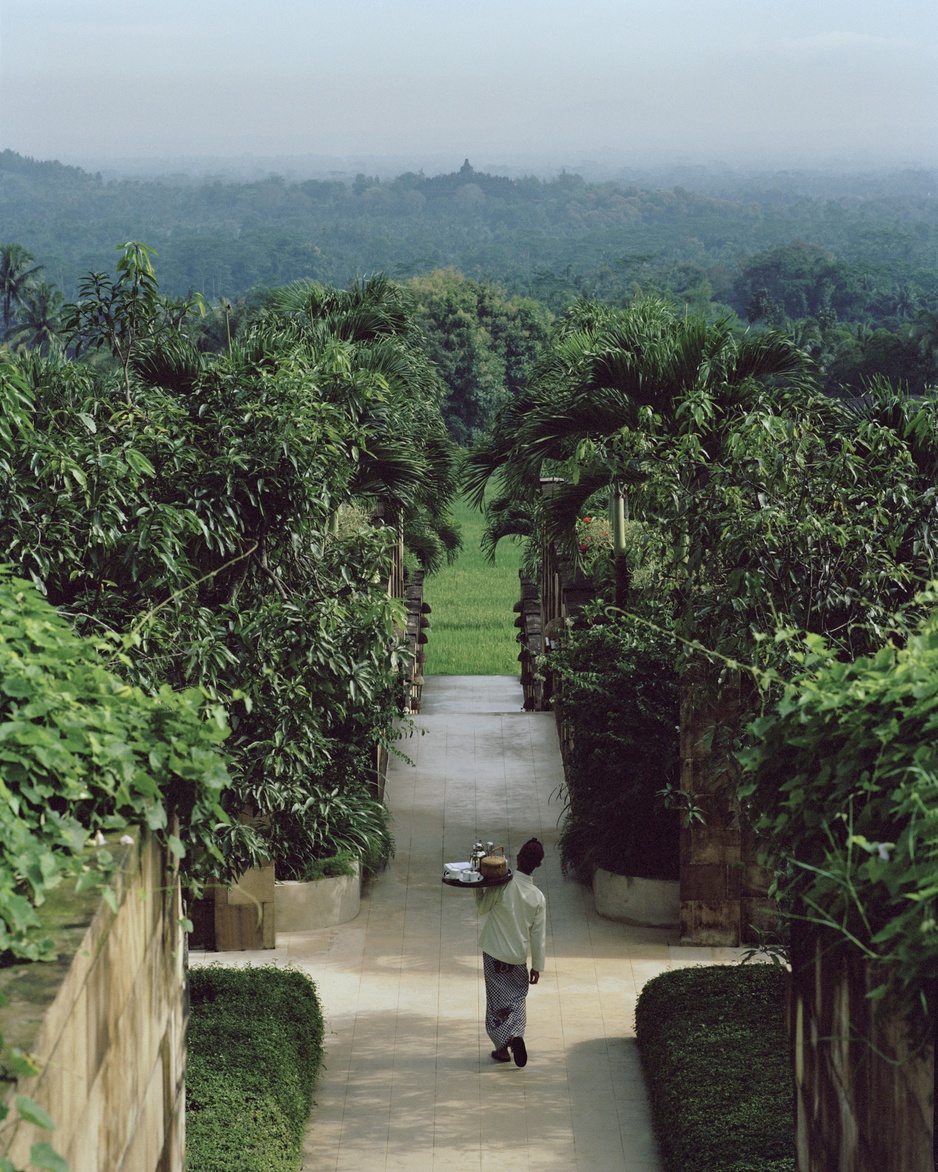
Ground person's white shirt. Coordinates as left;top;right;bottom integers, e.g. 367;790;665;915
475;871;546;971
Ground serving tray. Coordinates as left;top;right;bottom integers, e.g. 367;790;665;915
442;867;512;889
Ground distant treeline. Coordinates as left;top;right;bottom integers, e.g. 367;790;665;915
2;149;936;317
2;149;937;410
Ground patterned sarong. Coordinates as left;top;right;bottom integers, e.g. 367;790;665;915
483;951;529;1049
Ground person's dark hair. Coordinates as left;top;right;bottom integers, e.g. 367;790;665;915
517;837;544;873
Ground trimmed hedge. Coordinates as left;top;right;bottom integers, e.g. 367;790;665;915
187;965;325;1172
635;965;793;1172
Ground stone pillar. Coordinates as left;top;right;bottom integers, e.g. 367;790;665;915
210;863;276;950
679;668;742;944
679;668;780;945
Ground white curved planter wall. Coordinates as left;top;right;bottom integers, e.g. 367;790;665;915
593;866;679;928
275;865;361;932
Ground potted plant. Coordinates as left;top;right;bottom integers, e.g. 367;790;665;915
267;769;394;932
550;609;681;927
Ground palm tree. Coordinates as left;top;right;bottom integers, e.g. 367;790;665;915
910;309;938;376
466;298;804;605
6;282;64;354
0;243;43;336
133;274;462;576
272;276;462;572
269;274;413;346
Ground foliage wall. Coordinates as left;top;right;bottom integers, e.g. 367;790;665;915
549;608;680;883
470;296;938;1021
0;571;230;962
0;252;460;884
741;603;938;1037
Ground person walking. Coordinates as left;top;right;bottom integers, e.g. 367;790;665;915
474;837;546;1067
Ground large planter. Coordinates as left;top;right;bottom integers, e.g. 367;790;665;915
593;866;679;928
275;864;361;933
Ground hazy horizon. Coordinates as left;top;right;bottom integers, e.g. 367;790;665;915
18;148;938;188
2;1;936;174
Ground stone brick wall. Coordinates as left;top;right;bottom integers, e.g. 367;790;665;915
403;569;430;715
789;926;934;1172
0;836;186;1172
210;862;276;951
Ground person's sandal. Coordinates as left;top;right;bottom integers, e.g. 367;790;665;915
509;1036;528;1067
491;1047;511;1062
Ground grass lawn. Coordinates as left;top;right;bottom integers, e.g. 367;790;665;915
422;494;523;675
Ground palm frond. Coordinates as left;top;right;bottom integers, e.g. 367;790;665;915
540;473;610;558
480;495;534;563
132;336;205;394
349;434;428;509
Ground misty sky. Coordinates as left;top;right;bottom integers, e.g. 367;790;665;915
2;0;936;169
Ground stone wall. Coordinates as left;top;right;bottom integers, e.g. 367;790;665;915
0;836;186;1172
789;926;934;1172
402;569;430;715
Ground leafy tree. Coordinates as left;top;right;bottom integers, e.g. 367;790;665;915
910;308;938;374
740;591;938;1037
646;380;938;669
63;242;203;402
746;287;786;327
733;242;867;322
821;325;935;395
1;255;458;881
407;268;553;444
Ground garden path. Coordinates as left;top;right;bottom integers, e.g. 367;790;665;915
199;675;749;1171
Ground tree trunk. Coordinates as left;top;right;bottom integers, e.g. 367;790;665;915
610;487;629;609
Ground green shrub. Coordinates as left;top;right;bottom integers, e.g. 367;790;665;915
295;850;358;882
548;608;680;882
265;764;395;881
187;965;325;1172
635;965;793;1172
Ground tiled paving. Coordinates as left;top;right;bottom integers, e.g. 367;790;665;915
194;674;750;1171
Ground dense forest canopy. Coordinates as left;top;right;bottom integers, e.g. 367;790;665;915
3;149;936;319
2;149;937;416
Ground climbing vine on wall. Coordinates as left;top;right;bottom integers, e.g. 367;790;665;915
740;594;938;1037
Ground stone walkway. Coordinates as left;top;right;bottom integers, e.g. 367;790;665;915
194;675;749;1171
